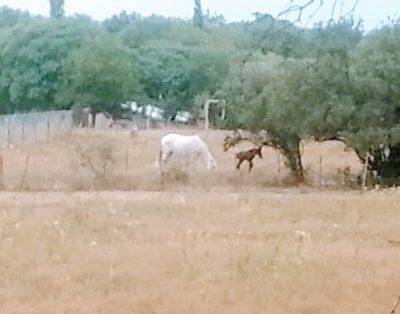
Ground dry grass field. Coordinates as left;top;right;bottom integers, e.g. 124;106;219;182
1;127;400;313
0;127;363;191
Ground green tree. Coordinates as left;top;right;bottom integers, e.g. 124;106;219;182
0;19;89;113
203;10;225;27
103;11;141;33
0;6;30;27
219;52;307;181
119;15;175;49
344;22;400;155
219;18;364;182
137;40;191;112
193;0;204;28
49;0;65;19
57;32;143;126
137;39;228;115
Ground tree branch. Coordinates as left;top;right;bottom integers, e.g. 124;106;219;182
278;0;322;24
241;0;359;65
278;0;359;25
330;0;338;21
345;0;359;17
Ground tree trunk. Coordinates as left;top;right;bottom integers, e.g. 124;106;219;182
277;136;305;184
284;143;304;183
90;111;97;128
294;140;305;183
256;129;305;185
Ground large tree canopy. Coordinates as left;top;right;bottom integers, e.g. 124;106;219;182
0;18;89;113
57;31;143;121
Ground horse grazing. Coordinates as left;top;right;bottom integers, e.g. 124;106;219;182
159;133;217;175
235;146;262;172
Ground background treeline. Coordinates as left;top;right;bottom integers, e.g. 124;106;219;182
1;4;400;182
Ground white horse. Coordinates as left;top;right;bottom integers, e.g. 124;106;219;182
159;133;217;175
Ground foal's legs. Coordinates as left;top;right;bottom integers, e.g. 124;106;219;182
248;159;254;172
236;158;244;170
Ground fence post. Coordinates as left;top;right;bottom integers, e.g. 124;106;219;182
46;118;50;141
204;101;209;132
33;119;37;141
6;118;10;147
125;149;129;171
204;99;219;133
319;155;322;190
0;153;3;190
59;115;63;134
19;154;30;190
362;154;369;189
22;119;25;141
79;161;84;190
220;100;226;121
277;153;281;179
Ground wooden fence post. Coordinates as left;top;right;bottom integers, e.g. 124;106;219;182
46;118;50;141
19;154;30;190
59;115;64;134
362;154;369;189
79;161;83;190
125;149;129;171
0;153;3;189
33;120;37;141
6;118;10;147
277;153;281;179
204;99;219;133
22;119;25;141
319;155;322;190
204;101;209;132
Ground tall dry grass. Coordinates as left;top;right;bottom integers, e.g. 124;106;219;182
0;128;398;313
0;190;400;313
0;127;363;191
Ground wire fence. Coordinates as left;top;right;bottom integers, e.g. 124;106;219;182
0;110;73;147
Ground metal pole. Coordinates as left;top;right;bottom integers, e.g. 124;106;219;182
221;100;226;121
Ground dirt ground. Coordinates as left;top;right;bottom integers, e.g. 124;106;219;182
0;128;400;313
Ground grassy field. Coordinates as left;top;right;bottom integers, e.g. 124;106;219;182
0;128;399;313
0;127;362;191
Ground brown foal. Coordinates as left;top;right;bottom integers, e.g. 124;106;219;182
235;146;262;172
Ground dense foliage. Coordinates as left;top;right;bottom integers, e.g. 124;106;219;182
1;2;400;183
